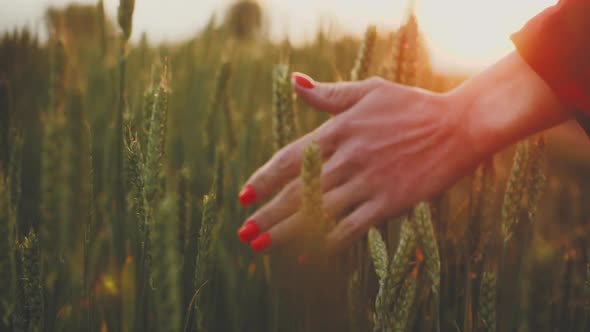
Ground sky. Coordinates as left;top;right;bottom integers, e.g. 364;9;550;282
0;0;557;73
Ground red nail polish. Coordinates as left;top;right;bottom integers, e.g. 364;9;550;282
238;185;256;207
237;220;260;244
293;73;314;89
250;233;272;253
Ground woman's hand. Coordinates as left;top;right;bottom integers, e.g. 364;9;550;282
237;74;478;253
236;51;570;254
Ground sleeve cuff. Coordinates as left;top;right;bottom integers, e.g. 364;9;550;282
511;0;590;114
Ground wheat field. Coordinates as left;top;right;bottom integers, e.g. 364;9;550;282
1;1;589;332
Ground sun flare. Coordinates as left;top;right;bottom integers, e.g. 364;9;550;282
415;0;557;72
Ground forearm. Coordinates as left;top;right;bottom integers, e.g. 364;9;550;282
452;51;572;159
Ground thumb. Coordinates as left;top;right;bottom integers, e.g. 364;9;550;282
292;72;384;115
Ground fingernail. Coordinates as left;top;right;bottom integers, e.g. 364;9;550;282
250;233;272;253
237;220;260;244
238;185;256;207
293;73;314;89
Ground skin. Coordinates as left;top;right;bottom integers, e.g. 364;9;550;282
241;51;572;253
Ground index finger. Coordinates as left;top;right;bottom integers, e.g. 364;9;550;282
238;119;341;207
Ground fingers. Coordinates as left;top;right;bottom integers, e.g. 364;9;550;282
249;179;371;253
292;73;385;115
240;119;341;206
326;198;386;254
238;151;357;244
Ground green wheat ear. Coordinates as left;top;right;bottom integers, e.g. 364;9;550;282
502;140;530;243
125;121;145;225
413;201;440;294
144;67;170;204
479;270;497;332
17;229;43;332
367;227;390;332
526;135;547;222
272;63;296;151
301;141;333;255
384;216;417;329
118;0;135;41
368;227;388;282
218;62;237;150
391;273;417;332
388;216;417;289
351;25;377;81
206;61;234;152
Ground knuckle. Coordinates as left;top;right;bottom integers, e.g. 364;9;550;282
332;153;353;174
377;186;400;214
332;117;353;136
283;180;301;200
323;201;339;221
347;142;370;166
342;218;363;240
323;84;343;102
319;121;344;154
373;195;390;214
367;76;387;87
272;149;292;174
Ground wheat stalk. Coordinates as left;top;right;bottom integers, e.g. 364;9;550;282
16;229;43;332
391;273;417;332
0;172;15;326
117;0;135;42
97;0;107;55
212;147;225;209
396;14;419;86
525;135;547;222
347;26;378;332
7;129;23;216
206;61;234;152
152;193;182;332
368;227;389;332
348;269;364;332
144;67;170;204
501;140;530;243
83;124;95;332
351;26;377;81
301;141;332;256
479;271;497;332
0;81;11;173
413;202;440;294
272;63;296;150
194;194;218;331
379;216;419;332
177;166;190;259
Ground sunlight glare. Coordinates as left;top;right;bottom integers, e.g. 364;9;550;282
416;0;557;72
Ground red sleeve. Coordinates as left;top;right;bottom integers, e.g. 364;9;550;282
511;0;590;133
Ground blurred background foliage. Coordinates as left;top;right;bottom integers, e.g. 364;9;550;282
1;0;590;331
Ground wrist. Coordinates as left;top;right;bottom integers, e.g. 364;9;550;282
449;51;571;159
